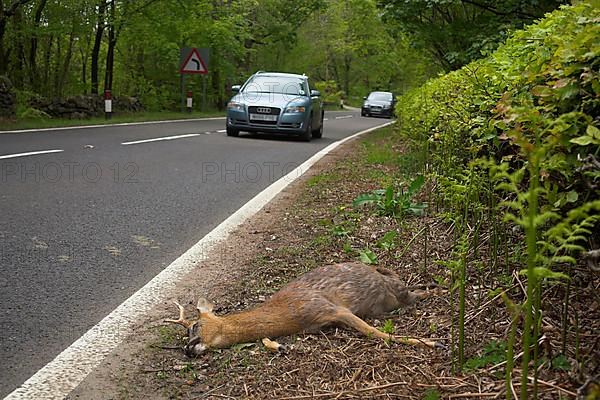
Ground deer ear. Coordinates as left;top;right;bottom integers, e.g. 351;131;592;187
196;297;214;314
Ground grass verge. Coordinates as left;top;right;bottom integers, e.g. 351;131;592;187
0;110;224;132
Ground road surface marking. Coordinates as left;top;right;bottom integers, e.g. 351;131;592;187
3;120;394;400
335;115;353;120
323;118;329;121
0;149;64;160
217;129;226;133
0;117;226;134
121;133;200;145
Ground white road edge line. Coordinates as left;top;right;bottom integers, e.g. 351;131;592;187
0;117;226;134
335;115;353;120
0;149;64;160
121;133;201;145
3;120;394;400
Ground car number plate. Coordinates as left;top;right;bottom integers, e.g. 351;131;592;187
250;113;277;121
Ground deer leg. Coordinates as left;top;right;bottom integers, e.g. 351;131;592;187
334;308;442;349
262;337;288;352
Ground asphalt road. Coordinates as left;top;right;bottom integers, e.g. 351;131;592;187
0;111;389;397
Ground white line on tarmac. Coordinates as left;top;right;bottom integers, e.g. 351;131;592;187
0;117;226;134
3;120;395;400
335;115;353;119
121;133;201;145
217;129;226;133
0;149;64;160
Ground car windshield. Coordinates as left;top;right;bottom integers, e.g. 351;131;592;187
243;76;308;96
368;92;393;101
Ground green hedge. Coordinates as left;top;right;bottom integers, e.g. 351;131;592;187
397;2;599;250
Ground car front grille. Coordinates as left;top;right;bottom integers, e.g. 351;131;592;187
248;106;280;115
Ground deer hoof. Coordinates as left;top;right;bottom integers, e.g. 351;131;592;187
262;338;288;353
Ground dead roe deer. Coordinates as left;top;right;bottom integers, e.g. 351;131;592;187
166;262;442;356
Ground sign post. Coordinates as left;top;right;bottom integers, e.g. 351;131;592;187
179;47;209;113
104;89;112;120
186;91;193;113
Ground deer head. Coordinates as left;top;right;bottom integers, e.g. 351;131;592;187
164;298;214;357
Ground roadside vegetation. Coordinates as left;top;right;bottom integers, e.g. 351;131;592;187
395;3;599;398
0;110;224;131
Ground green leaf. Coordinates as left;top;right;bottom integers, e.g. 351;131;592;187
378;231;398;250
353;194;381;207
359;249;378;264
570;136;594;146
566;191;579;203
587;124;600;139
231;342;255;351
551;354;571;371
520;267;569;281
408;175;425;195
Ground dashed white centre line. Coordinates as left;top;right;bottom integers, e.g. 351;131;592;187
335;115;353;120
324;118;329;121
217;129;226;133
121;133;200;146
0;149;64;160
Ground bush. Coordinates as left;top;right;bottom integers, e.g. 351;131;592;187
397;2;599;244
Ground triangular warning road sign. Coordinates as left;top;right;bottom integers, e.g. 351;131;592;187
180;48;208;74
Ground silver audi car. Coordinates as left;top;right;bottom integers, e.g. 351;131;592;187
226;71;324;141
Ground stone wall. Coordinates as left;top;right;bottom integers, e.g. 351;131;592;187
30;94;144;119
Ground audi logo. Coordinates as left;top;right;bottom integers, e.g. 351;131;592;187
256;107;271;114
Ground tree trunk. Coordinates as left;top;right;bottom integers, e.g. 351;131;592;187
104;0;116;92
343;54;351;96
0;0;35;74
58;27;75;97
91;0;106;95
0;16;8;74
41;34;53;96
29;0;48;91
53;33;61;96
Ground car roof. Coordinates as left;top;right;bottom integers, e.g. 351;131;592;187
369;91;393;95
254;71;307;80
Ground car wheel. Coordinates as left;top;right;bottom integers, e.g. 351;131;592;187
226;126;239;137
312;112;324;139
300;118;312;142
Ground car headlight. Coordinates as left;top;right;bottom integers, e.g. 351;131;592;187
383;104;391;109
285;105;306;113
227;101;244;111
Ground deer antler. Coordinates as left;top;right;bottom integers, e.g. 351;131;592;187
164;301;192;328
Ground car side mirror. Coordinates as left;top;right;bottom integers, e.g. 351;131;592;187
310;90;321;97
231;85;241;93
363;96;367;100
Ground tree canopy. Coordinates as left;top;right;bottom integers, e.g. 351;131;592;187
0;0;565;114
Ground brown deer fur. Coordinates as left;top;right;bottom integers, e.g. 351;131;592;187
166;262;441;356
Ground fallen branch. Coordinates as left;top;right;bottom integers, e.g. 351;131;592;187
449;393;499;399
277;381;409;399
